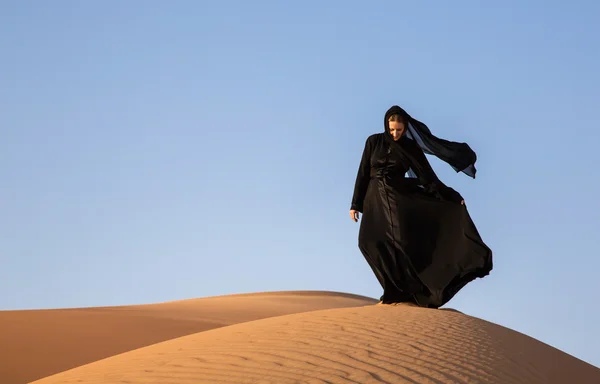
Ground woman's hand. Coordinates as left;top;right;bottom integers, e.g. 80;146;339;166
350;209;360;222
461;200;465;205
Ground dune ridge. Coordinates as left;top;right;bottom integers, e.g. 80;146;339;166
31;303;600;384
0;290;376;384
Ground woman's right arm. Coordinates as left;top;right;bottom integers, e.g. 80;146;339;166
350;136;373;214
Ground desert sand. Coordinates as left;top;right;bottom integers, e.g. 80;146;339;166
0;291;376;384
2;291;599;384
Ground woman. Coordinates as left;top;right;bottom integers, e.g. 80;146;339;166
350;105;492;308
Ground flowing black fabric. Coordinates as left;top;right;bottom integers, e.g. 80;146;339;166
387;105;478;179
351;106;492;308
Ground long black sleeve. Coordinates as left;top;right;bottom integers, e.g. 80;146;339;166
351;136;372;213
408;140;464;204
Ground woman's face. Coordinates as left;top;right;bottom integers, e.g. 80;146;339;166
388;120;405;141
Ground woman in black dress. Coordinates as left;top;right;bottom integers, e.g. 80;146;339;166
350;105;493;308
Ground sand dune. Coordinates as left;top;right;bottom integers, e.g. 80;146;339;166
30;302;600;384
0;291;376;384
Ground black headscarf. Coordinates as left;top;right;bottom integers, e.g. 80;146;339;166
383;105;478;179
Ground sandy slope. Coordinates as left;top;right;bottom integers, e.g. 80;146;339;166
0;291;376;384
31;303;600;384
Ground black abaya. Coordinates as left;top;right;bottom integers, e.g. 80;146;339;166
351;107;492;308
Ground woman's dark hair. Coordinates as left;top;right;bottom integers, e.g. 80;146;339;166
387;113;408;125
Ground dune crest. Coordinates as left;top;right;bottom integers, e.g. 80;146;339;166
31;304;600;384
0;291;376;384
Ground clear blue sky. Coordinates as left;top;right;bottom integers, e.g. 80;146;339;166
2;0;599;368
